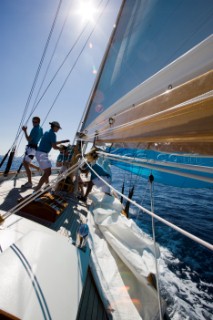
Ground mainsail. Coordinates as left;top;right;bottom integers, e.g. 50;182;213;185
77;0;213;188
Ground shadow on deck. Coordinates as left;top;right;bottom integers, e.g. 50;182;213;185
0;187;22;212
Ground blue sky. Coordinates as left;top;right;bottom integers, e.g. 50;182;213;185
0;0;121;157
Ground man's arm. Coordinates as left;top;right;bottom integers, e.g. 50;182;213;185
52;143;62;151
52;140;70;150
52;141;69;150
55;139;70;145
22;126;32;142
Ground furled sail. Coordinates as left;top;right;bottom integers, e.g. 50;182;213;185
78;0;213;187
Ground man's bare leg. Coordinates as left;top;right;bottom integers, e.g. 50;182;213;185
23;160;32;184
34;168;51;191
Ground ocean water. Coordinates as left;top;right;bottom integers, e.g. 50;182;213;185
111;166;213;320
1;156;212;319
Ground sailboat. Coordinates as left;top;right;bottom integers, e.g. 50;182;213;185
0;0;213;319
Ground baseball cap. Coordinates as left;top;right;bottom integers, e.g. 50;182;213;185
49;121;62;129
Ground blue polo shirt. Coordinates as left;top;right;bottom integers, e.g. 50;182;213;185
38;129;56;153
29;125;43;145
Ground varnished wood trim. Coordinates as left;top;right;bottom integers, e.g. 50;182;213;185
0;310;21;320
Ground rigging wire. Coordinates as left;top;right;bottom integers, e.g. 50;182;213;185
36;22;89;126
12;0;64;151
5;0;110;164
18;0;103;147
24;21;89;125
2;143;212;253
28;0;73;117
80;146;213;251
16;0;108;151
2;0;63;177
2;0;109;176
0;161;81;222
16;0;75;150
42;0;110;125
27;0;106;123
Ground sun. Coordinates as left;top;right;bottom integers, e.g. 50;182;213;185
76;0;97;23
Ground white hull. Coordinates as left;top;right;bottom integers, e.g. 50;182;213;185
0;176;90;320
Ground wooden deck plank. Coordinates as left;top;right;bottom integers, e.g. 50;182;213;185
77;268;109;320
77;267;92;319
86;273;96;318
91;289;99;320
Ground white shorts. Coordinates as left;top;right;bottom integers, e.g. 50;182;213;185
36;151;52;170
24;146;36;163
92;176;111;194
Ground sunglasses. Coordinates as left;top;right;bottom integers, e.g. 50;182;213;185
33;121;39;124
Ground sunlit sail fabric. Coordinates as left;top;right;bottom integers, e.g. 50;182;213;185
83;70;213;153
78;0;213;187
81;0;213;130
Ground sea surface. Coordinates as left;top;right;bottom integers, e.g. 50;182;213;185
0;156;212;320
111;166;213;320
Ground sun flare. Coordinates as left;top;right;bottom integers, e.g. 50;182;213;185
76;0;97;23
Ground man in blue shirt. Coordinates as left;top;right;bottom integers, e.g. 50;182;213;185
34;121;69;191
22;116;43;188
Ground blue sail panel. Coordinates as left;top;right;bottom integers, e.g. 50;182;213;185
107;148;213;188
